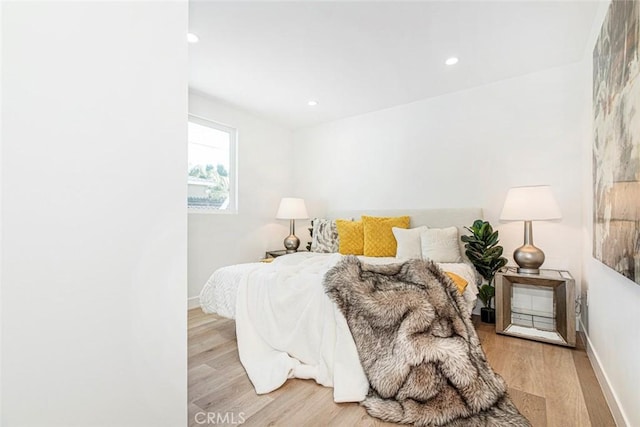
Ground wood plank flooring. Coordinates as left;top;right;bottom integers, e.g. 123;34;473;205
188;308;615;426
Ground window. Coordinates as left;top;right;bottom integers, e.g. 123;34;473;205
188;115;237;212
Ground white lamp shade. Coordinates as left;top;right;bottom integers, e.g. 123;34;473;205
276;197;309;219
500;185;562;221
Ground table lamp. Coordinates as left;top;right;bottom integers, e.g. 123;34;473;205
276;197;309;253
500;185;562;274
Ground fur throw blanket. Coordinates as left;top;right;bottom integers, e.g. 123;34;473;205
324;257;530;427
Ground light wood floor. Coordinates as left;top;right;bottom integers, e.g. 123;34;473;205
188;308;615;426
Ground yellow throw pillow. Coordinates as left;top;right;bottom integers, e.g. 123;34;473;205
362;215;410;257
336;220;364;255
445;271;468;294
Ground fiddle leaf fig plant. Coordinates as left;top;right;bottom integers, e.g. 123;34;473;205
477;284;496;310
461;219;508;308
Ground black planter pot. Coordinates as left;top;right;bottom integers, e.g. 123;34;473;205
481;307;496;324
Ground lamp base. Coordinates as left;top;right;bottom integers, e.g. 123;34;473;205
513;244;545;275
517;266;541;275
283;234;300;253
513;220;546;275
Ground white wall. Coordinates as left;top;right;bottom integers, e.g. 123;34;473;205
579;2;640;425
581;256;640;426
187;92;295;303
293;64;586;286
2;2;187;426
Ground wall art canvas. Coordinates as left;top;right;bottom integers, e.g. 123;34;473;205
593;0;640;285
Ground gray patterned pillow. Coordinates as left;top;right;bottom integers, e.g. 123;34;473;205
310;218;339;253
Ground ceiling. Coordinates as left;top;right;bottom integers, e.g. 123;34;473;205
189;1;601;129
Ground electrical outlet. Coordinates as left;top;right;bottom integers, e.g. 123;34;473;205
585;289;589;307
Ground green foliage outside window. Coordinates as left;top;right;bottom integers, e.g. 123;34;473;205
189;163;229;206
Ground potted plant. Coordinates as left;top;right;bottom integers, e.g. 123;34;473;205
461;220;508;323
477;284;496;323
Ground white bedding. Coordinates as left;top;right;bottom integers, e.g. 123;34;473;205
199;252;479;403
234;253;369;402
199;252;478;319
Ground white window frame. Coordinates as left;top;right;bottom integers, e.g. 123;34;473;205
187;114;238;214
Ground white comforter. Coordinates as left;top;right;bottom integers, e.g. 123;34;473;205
200;253;478;319
199;252;479;403
235;253;368;402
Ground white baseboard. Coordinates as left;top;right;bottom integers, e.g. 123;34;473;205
579;319;629;427
188;296;200;310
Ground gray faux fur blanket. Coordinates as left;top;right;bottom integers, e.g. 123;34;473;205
324;257;530;427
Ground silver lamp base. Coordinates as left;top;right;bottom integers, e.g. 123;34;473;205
283;234;300;253
283;218;300;253
513;244;545;274
514;221;545;274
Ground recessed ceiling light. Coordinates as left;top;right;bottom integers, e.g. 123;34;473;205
307;100;319;107
445;57;459;66
187;33;199;44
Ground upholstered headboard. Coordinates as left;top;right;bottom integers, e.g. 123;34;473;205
326;208;483;260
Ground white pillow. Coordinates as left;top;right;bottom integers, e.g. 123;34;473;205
420;227;462;263
393;226;428;259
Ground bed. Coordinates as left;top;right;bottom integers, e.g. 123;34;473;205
199;208;482;404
